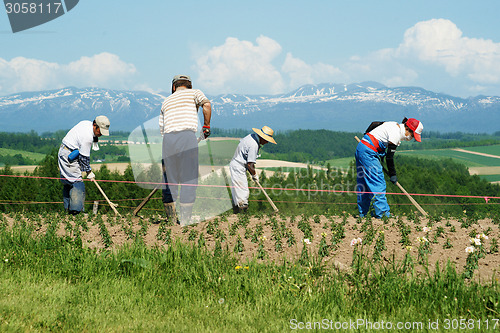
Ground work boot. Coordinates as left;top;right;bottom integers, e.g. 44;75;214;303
163;202;178;224
238;204;248;214
232;203;239;214
179;203;194;226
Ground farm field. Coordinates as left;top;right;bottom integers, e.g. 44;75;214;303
398;148;499;167
399;145;500;182
0;211;498;331
0;147;46;163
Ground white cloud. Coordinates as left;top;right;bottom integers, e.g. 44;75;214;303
396;18;500;82
195;36;285;95
346;19;500;95
194;36;347;95
0;52;137;96
281;53;344;89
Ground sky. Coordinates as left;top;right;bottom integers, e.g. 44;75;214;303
1;0;500;98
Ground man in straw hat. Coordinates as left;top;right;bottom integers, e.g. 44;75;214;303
58;115;110;215
159;74;211;225
229;126;276;213
355;117;423;218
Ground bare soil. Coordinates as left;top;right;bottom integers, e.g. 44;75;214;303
3;213;499;282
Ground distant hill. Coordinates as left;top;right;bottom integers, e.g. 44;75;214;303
1;82;499;133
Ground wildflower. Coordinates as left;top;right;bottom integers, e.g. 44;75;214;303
423;226;431;233
303;238;311;245
244;266;249;270
350;237;362;246
405;246;412;251
235;266;242;270
218;298;224;304
260;235;267;241
417;237;428;243
470;238;481;246
465;246;474;253
478;233;488;240
321;232;327;238
3;259;8;263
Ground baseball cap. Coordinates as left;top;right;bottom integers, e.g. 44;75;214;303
95;115;110;136
406;118;423;142
172;75;191;84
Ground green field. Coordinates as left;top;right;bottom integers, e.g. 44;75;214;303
323;157;355;170
0;148;46;161
127;139;239;166
399;148;500;167
461;144;500;155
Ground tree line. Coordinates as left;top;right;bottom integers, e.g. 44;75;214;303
1;128;500;166
1;150;499;218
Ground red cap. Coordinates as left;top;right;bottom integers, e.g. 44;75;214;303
406;118;423;142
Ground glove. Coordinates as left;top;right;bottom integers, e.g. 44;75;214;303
203;126;211;138
86;171;96;179
390;175;398;184
251;174;258;183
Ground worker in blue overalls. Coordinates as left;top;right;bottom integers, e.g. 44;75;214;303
355;118;423;218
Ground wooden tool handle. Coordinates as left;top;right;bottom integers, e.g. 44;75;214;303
256;180;279;213
92;179;121;216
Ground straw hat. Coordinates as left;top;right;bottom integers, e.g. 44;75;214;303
252;126;276;144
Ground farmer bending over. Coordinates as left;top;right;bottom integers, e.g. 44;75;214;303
355;117;423;218
229;126;276;213
58;116;110;215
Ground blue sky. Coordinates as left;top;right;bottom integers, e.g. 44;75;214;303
1;0;500;98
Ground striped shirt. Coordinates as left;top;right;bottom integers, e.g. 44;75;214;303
159;89;209;134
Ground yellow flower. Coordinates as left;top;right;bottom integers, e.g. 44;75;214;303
235;266;242;270
244;266;249;270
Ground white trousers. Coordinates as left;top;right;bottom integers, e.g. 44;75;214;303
229;160;249;207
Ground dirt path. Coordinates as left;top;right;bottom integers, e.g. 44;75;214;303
453;148;500;159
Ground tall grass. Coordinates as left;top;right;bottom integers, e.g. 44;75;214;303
0;220;498;332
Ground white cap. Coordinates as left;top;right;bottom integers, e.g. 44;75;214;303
95;115;110;136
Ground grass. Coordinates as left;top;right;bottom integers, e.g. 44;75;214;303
127;138;239;166
461;144;500;156
324;157;355;170
0;148;46;162
398;149;498;167
479;175;500;182
0;213;498;332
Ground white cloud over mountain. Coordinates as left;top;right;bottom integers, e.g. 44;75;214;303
0;52;136;95
194;19;500;97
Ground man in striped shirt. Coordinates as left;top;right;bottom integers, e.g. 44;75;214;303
159;75;211;225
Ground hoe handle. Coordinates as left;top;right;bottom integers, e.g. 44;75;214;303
92;179;121;216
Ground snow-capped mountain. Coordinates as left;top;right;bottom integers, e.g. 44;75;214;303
1;83;499;133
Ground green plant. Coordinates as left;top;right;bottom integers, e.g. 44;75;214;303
234;235;244;253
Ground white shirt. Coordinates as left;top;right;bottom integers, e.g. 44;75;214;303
231;133;260;165
62;120;94;157
369;122;406;147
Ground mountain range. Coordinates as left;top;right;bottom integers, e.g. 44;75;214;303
1;82;499;134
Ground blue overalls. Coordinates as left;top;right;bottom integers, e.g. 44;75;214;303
355;133;391;218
